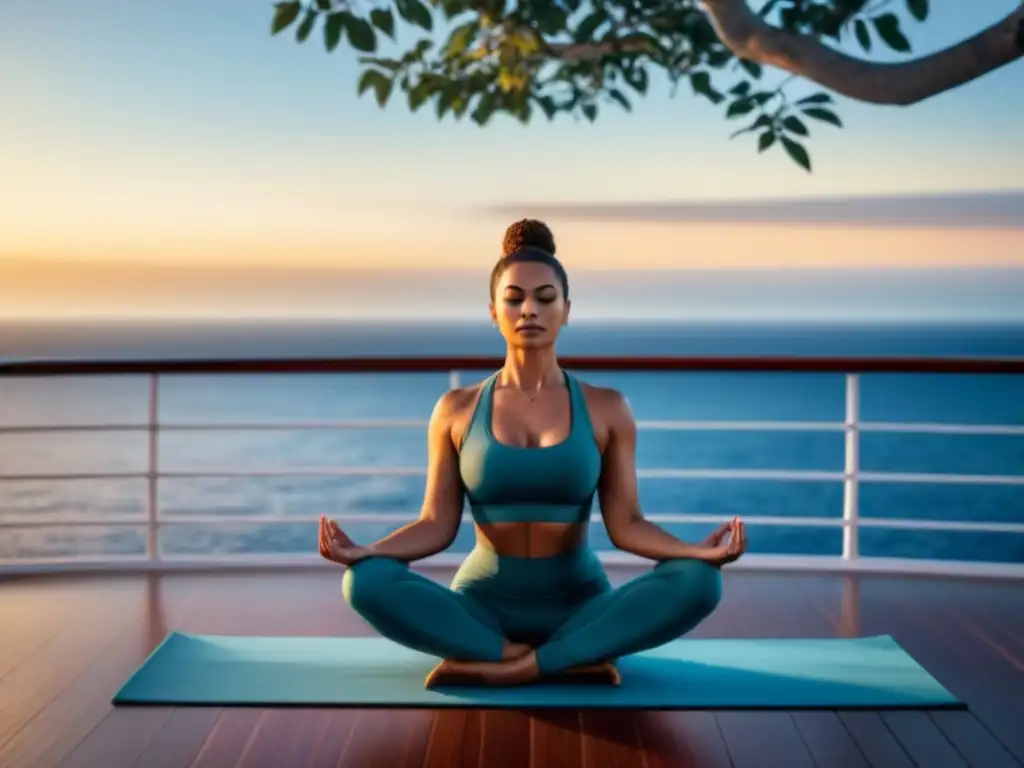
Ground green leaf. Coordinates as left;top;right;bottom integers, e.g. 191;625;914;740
906;0;928;22
690;72;725;104
536;4;569;36
357;69;393;107
472;93;498;126
574;10;608;43
443;21;478;58
324;12;345;51
796;92;832;105
534;94;557;120
623;66;649;95
582;103;597;122
608;89;631;112
853;19;871;51
451;95;471;119
738;59;762;78
295;10;317;42
873;13;911;52
802;107;843;128
407;81;432;111
782;116;808;136
729;113;772;139
781;136;811;171
271;2;301;35
758;131;776;153
359;56;402;72
726;98;755;118
315;0;331;10
397;0;433;31
436;89;453;119
730;82;752;97
369;8;395;38
342;14;377;53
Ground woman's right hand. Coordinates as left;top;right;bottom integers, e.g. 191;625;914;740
318;515;372;567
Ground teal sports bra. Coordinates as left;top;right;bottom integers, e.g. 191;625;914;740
458;371;602;525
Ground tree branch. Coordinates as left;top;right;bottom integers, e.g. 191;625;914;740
547;35;660;61
699;0;1024;105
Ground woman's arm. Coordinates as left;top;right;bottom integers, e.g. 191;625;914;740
598;390;741;562
360;389;466;562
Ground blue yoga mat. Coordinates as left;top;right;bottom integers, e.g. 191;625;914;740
113;632;962;709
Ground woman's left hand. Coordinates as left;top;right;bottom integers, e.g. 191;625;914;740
695;517;747;566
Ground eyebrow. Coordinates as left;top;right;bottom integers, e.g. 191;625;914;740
504;284;557;292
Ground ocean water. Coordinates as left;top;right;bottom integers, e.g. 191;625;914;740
1;320;1022;564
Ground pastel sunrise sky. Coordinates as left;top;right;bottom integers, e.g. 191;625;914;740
1;0;1022;320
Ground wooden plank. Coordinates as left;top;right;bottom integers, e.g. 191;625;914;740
530;710;585;768
0;584;109;681
335;708;433;768
237;708;334;768
453;710;484;768
580;711;645;768
58;708;174;768
0;578;207;768
0;569;1021;768
881;711;969;768
478;709;532;768
717;712;814;768
421;709;479;768
791;711;869;768
306;710;361;767
641;712;731;768
808;575;1024;765
190;709;268;768
837;712;914;768
0;584;147;745
855;578;1024;764
929;711;1023;768
133;708;224;768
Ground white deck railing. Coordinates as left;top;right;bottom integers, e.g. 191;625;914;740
1;360;1022;580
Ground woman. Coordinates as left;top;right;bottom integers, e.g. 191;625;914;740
318;219;746;687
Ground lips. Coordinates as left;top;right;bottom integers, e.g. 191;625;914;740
517;324;544;332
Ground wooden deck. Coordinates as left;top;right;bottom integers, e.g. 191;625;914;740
0;566;1022;768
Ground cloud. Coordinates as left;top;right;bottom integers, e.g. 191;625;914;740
482;190;1024;229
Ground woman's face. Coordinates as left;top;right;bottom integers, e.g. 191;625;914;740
489;260;570;349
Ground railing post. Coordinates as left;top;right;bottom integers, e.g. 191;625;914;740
449;370;461;390
842;373;860;561
146;374;160;562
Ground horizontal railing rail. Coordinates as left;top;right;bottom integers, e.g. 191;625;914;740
3;355;1024;375
1;355;1022;579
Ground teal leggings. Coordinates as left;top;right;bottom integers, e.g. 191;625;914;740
341;548;722;675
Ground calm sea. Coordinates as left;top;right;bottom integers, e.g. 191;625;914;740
1;320;1022;564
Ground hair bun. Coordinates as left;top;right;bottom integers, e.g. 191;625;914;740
502;219;556;256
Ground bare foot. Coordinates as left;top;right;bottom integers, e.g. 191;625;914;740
548;661;622;686
425;651;541;688
503;642;532;660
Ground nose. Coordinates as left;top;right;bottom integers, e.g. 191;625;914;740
520;296;539;318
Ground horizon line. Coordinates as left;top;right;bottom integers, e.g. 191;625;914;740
482;190;1024;229
3;260;1024;274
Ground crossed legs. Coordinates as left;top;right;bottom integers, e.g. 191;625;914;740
342;555;722;687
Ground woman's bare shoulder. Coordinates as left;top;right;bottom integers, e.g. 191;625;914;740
432;378;491;445
577;378;631;414
576;378;635;439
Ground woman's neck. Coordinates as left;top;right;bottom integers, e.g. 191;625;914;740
499;347;562;392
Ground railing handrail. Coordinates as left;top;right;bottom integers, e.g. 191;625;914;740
1;357;1021;580
2;354;1024;376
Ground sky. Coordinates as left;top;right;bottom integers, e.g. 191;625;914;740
1;0;1023;320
